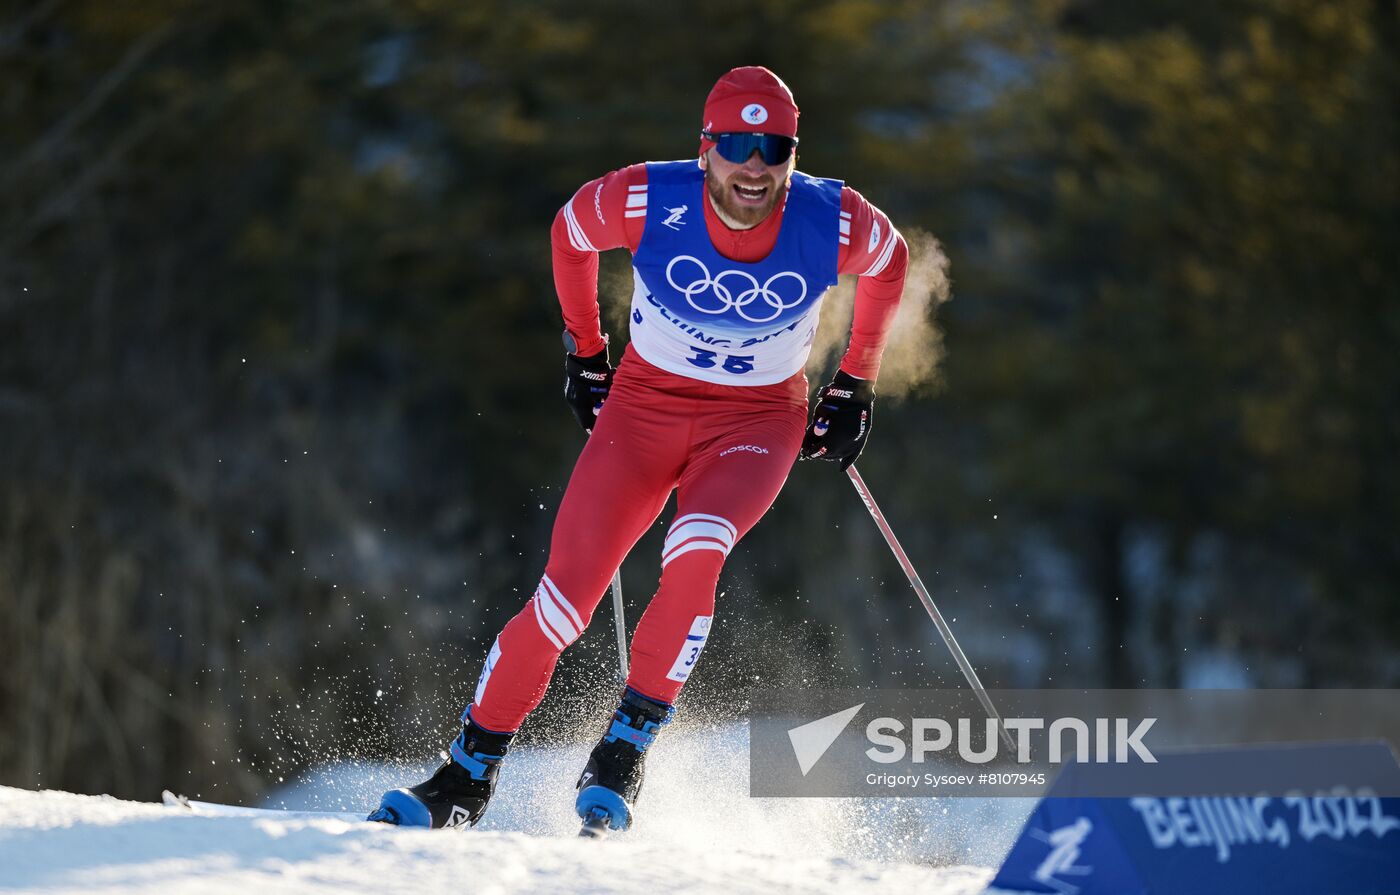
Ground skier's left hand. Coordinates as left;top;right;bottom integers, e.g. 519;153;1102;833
801;370;875;470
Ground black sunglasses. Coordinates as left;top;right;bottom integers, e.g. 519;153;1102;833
702;131;799;166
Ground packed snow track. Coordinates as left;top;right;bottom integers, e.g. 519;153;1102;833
0;725;1026;894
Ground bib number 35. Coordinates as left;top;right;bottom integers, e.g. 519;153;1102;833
686;348;755;375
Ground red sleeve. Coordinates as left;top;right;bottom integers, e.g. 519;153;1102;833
835;185;908;382
551;164;649;357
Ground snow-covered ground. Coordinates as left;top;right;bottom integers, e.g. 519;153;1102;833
0;724;1032;894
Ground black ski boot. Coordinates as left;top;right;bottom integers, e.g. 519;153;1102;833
368;710;513;828
575;688;674;837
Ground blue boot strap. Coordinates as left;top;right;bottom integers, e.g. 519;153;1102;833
450;738;502;778
605;718;657;749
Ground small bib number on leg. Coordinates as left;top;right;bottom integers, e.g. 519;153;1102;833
666;616;713;682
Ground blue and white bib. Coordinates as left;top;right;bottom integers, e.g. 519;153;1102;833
628;160;842;385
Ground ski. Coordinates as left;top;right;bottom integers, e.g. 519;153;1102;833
167;788;620;839
577;807;614;839
161;790;367;823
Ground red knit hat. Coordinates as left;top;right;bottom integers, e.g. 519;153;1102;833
698;66;799;156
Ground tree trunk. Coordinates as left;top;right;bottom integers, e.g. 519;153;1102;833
1091;512;1132;687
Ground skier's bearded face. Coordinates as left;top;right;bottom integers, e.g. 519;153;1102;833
701;147;794;229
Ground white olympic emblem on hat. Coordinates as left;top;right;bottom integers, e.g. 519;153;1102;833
665;254;808;324
742;103;769;124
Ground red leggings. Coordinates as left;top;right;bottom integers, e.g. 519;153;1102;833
468;345;808;732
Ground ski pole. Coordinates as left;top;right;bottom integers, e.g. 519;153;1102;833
579;415;630;683
610;568;628;683
845;464;1017;755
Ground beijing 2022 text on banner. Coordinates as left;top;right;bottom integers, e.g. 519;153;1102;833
987;741;1400;895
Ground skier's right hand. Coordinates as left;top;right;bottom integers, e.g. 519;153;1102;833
563;347;613;435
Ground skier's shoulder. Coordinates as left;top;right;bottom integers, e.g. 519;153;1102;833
559;163;653;252
835;182;892;224
564;163;650;208
833;183;905;279
615;161;650;188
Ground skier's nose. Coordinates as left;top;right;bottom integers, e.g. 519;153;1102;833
743;149;768;172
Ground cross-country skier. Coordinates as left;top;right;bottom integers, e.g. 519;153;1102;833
370;65;909;833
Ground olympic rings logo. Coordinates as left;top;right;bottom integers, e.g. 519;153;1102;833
664;254;808;324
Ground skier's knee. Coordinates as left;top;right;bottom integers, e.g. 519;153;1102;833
528;573;590;649
657;548;726;593
660;513;737;573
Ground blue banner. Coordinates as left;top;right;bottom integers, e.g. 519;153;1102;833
988;743;1400;895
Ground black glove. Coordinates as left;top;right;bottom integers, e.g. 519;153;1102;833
801;370;875;470
563;347;613;434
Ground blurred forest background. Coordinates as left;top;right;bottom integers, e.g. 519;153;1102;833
2;0;1397;803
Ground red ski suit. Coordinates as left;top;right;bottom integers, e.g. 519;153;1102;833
467;162;908;732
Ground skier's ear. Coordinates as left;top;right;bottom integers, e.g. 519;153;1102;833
698;150;709;172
